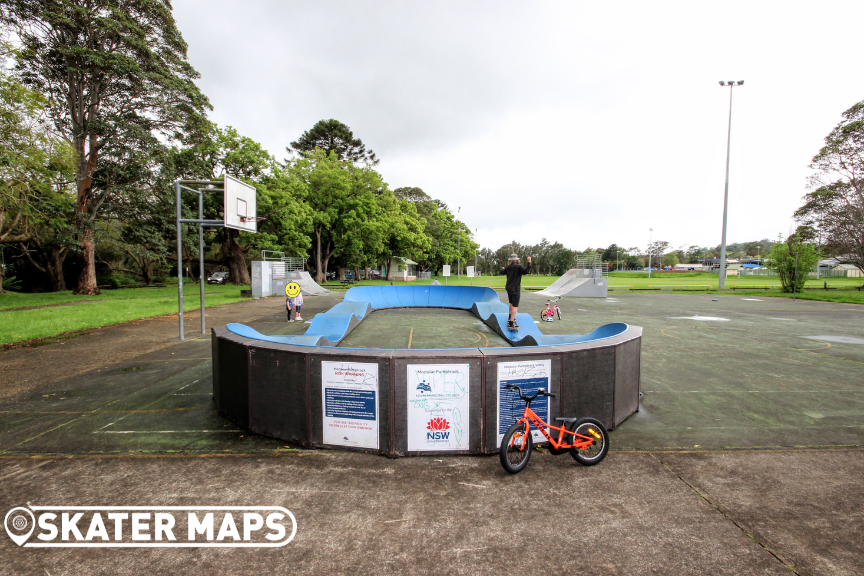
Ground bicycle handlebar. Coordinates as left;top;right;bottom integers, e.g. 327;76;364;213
504;384;556;401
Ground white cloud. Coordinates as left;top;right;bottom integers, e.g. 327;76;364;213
175;0;864;251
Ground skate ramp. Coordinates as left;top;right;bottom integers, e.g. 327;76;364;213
286;271;330;296
538;269;607;298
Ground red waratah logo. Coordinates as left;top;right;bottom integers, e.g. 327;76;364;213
427;417;450;431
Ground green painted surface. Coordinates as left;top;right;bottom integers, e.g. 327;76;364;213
337;308;510;349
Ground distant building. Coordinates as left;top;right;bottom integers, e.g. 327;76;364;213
832;264;863;278
386;256;417;281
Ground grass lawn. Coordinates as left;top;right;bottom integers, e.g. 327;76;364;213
0;281;250;346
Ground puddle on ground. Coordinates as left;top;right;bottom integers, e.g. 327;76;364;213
803;335;864;345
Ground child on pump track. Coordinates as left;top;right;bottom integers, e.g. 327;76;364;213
500;253;532;330
286;291;304;322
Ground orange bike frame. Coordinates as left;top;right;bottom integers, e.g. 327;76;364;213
512;406;595;451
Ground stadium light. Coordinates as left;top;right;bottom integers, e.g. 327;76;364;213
717;79;744;290
457;206;461;279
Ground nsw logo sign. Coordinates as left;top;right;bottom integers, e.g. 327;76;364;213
426;417;450;441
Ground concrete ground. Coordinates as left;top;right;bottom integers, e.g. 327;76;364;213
0;290;862;575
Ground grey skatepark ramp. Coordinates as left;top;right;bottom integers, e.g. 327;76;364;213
251;258;331;297
538;268;607;298
286;271;331;296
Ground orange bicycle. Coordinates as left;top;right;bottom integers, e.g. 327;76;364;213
499;384;609;474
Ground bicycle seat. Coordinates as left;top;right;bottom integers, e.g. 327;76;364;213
554;417;578;423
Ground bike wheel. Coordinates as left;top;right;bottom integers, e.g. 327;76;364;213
541;310;550;321
500;422;533;474
556;307;562;320
567;417;609;466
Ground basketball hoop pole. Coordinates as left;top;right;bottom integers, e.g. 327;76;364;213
175;179;224;341
175;177;257;341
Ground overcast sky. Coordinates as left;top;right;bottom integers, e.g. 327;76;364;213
173;1;864;253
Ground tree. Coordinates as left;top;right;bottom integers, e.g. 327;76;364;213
375;193;430;279
765;236;819;292
0;39;76;291
795;100;864;275
288;119;378;165
3;0;210;293
646;240;670;268
662;252;679;267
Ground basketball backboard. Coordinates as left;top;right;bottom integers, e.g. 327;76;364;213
224;175;257;232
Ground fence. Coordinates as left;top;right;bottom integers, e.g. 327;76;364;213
739;269;854;278
576;254;608;280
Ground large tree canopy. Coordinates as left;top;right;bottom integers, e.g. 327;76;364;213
0;38;75;291
288;119;378;165
2;0;210;293
795;99;864;273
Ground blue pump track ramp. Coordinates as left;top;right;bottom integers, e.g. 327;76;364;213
226;285;629;349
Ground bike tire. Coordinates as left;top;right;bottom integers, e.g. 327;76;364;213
556;307;562;320
541;310;550;321
500;422;533;474
567;417;609;466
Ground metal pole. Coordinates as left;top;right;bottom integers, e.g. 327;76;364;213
648;228;653;279
199;191;206;334
793;251;798;301
176;180;184;341
475;228;478;273
816;229;821;280
719;84;735;290
457;207;461;280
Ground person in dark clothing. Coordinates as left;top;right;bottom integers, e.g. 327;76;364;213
500;253;532;330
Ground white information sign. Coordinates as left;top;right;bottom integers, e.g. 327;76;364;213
442;265;451;277
322;361;379;449
496;359;552;447
466;266;475;278
407;364;470;451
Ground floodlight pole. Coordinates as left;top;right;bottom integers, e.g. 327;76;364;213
457;207;461;280
718;80;744;290
648;228;653;279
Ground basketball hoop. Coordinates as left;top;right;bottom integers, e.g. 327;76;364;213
239;215;267;223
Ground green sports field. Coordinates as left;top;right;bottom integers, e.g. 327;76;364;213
2;271;862;346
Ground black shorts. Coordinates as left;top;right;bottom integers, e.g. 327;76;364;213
506;290;521;307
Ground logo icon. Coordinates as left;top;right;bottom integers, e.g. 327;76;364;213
427;417;449;431
4;507;35;547
416;380;431;393
285;282;301;298
426;417;450;442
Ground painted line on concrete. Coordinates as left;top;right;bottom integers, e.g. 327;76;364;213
93;430;244;434
0;408;202;415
